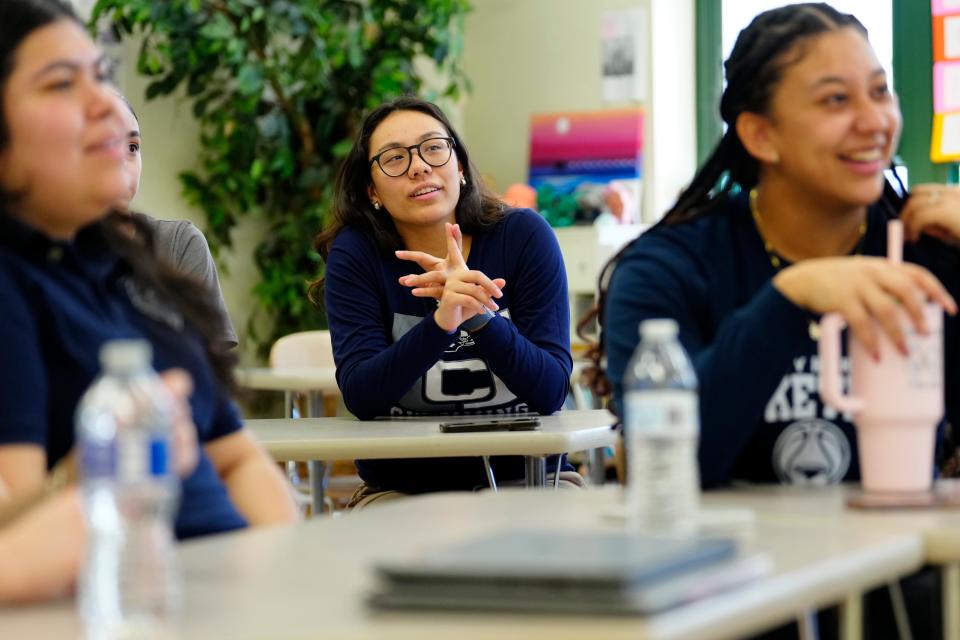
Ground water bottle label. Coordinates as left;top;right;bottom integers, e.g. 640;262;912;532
625;390;698;438
117;434;173;481
150;438;170;477
81;441;117;480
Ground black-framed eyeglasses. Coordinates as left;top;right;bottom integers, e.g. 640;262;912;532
369;137;456;177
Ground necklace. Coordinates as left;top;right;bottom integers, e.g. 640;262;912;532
748;188;867;270
748;188;868;340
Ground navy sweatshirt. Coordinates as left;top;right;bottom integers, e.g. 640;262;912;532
605;193;960;488
324;208;573;492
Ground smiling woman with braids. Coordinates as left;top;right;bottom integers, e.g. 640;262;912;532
599;5;960;636
604;2;960;490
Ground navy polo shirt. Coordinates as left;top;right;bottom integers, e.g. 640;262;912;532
0;212;247;539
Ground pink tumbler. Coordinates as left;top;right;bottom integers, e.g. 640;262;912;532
818;220;943;493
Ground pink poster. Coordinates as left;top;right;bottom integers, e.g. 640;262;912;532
934;61;960;112
932;0;960;16
933;1;960;161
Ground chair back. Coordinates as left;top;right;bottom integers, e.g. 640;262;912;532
269;330;335;369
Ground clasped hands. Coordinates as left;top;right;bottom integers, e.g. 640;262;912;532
395;223;505;333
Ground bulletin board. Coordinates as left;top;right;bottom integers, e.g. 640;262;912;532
931;0;960;162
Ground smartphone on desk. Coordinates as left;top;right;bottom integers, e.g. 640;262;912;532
438;417;541;433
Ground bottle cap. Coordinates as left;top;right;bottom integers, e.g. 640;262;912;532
639;318;679;340
99;339;152;373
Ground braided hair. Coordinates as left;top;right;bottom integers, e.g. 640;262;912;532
581;2;905;404
669;3;878;223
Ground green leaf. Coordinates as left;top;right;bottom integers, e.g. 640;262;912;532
250;158;264;180
331;139;353;158
200;16;234;41
236;65;263;96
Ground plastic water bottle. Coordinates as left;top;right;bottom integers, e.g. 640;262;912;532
76;339;181;636
622;319;700;535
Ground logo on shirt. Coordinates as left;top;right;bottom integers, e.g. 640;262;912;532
120;276;184;332
390;310;521;414
764;355;853;485
445;332;476;353
764;356;851;424
772;418;851;485
424;358;499;403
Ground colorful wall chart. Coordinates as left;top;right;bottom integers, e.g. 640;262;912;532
528;108;643;191
931;0;960;162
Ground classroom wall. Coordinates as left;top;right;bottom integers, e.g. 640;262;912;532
461;0;697;223
462;0;644;194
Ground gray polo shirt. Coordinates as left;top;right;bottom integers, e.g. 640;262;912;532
142;216;239;348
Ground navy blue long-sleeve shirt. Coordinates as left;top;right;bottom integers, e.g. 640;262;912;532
605;193;960;489
0;213;247;539
324;208;573;492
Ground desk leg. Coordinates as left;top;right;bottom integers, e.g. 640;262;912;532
886;580;912;640
482;456;498;492
282;391;303;498
306;391;323;418
308;461;329;515
525;456;546;487
839;592;862;640
283;391;297;463
797;610;819;640
306;391;329;515
587;447;606;485
945;563;960;640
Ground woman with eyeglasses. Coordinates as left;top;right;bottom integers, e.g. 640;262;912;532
311;97;577;508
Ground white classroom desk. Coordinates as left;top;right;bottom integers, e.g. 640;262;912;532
236;366;340;513
236;366;338;394
0;488;923;640
703;483;960;640
238;367;614;499
245;409;618;488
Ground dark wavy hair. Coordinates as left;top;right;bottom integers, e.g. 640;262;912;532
309;96;504;306
581;2;906;403
0;0;235;389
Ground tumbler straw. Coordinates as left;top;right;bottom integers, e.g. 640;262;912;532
888;219;903;265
